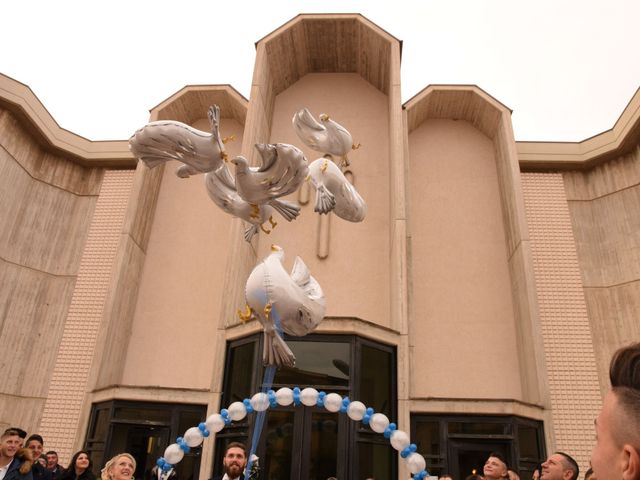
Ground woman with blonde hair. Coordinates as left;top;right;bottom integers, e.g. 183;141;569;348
100;454;136;480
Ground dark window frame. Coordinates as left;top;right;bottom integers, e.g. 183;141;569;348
85;400;206;480
411;413;546;477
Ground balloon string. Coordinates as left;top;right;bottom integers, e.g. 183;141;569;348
245;304;282;479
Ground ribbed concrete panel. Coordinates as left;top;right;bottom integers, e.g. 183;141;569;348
522;172;602;470
39;170;134;463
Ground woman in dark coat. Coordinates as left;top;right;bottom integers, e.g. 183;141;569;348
60;452;96;480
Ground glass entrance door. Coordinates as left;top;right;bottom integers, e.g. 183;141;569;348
260;407;344;480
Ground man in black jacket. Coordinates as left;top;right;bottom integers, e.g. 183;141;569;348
0;428;33;480
24;435;51;480
44;452;62;480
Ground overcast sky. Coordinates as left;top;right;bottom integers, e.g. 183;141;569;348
2;0;638;142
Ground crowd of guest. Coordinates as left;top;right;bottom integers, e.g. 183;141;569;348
0;431;134;480
3;343;638;480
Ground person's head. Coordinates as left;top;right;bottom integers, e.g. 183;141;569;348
0;429;23;459
222;442;247;478
45;451;58;470
70;451;92;473
440;474;453;480
541;452;579;480
509;469;521;480
484;453;509;480
9;428;27;448
101;453;136;480
26;434;44;462
591;342;640;480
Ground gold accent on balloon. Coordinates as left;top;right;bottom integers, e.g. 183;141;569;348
222;134;236;144
250;204;260;219
260;224;272;235
237;305;254;322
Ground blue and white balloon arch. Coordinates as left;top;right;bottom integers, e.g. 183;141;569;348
157;386;430;480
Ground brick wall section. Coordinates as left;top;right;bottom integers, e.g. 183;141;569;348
521;172;602;470
39;170;135;463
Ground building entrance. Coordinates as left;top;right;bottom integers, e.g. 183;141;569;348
448;440;510;479
216;334;397;479
258;407;344;479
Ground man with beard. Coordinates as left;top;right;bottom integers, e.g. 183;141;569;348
212;443;247;480
591;342;640;480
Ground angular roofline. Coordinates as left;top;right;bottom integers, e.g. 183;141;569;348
517;86;640;170
149;84;249;114
403;83;512;113
403;84;511;140
255;13;402;53
0;72;135;167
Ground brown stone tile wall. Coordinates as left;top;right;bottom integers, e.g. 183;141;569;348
38;170;134;463
522;172;602;471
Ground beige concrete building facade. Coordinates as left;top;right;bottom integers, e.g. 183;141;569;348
1;13;638;480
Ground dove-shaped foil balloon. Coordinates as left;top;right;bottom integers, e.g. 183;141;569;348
239;245;326;367
231;143;308;221
307;156;367;222
292;107;360;167
129;105;227;178
204;164;278;242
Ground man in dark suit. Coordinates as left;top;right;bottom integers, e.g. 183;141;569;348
212;443;247;480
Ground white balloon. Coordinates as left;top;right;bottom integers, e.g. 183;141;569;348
323;393;343;412
346;401;366;421
251;392;270;411
205;414;225;433
227;401;247;421
307;157;367;222
183;427;204;448
300;388;319;407
369;413;389;433
164;444;184;465
405;452;427;474
276;387;294;406
390;430;410;451
244;246;326;367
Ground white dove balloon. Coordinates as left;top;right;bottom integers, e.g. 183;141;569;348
239;245;326;367
307;156;367;222
204;164;278;242
231;143;308;222
292;107;360;167
129;105;227;178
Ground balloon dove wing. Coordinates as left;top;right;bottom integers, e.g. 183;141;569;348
204;164;278;242
129;105;227;177
231;143;308;222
